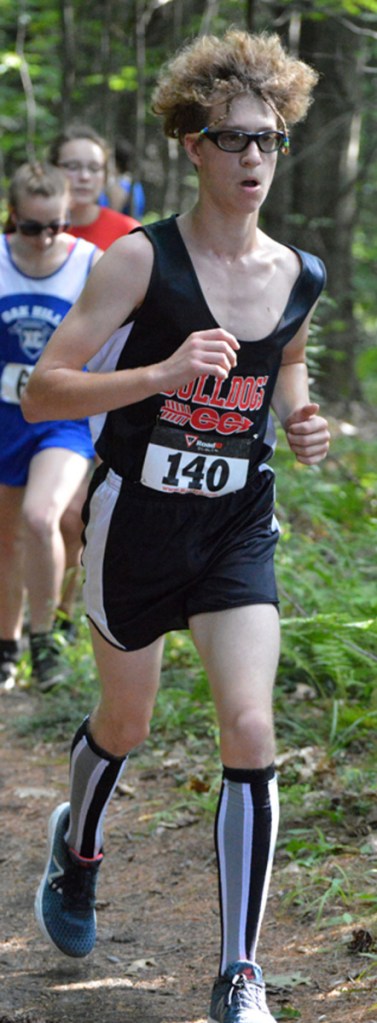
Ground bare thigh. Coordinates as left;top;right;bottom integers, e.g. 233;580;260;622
189;604;280;769
88;624;165;756
23;448;90;526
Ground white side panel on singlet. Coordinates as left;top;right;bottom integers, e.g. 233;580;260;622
86;321;134;443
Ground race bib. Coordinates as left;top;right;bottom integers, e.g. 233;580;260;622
141;423;254;497
1;363;34;404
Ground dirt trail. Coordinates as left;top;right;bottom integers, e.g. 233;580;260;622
0;687;376;1023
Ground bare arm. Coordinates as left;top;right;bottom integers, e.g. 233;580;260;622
22;231;240;423
271;311;330;464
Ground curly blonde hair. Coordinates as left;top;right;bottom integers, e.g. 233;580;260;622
152;29;319;140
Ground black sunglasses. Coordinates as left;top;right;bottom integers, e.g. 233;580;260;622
199;128;290;154
17;219;70;237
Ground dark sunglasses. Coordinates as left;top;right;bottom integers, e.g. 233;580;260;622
199;128;290;154
16;219;70;237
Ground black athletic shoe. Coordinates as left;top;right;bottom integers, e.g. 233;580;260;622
30;632;66;692
0;640;20;692
53;613;77;644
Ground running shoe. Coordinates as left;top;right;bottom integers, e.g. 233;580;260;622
0;657;17;692
208;961;276;1023
0;641;20;692
53;612;78;644
35;802;102;957
30;631;66;692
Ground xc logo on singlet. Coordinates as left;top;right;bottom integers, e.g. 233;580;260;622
160;400;252;435
10;318;52;359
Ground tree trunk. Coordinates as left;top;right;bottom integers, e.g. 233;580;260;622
98;0;114;136
199;0;220;35
59;0;76;126
134;0;147;216
262;13;365;404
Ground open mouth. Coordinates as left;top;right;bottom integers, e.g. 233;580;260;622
241;178;260;189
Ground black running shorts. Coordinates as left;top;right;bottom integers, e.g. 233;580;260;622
82;465;280;651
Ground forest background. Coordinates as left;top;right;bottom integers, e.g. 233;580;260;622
1;0;377;402
0;3;376;1019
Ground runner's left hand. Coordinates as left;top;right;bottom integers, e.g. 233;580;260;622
284;403;330;464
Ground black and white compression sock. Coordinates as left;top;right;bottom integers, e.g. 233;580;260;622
65;716;128;861
215;763;279;973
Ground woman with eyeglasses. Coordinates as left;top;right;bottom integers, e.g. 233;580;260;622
0;161;101;692
49;123;140;249
25;31;330;1023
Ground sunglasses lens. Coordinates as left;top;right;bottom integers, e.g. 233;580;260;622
20;223;42;236
18;221;67;236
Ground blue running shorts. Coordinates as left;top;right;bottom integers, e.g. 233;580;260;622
0;404;94;487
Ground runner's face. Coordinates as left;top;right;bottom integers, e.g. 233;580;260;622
57;139;106;211
186;93;280;215
13;193;70;252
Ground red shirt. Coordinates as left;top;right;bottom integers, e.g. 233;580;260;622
69;207;139;250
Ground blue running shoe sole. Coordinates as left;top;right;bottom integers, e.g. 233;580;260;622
35;802;97;958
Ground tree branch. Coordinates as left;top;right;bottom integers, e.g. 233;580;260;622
16;12;37;163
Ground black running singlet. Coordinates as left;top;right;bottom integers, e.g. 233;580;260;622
88;216;326;492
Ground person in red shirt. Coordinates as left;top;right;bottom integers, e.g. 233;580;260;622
49;124;140;249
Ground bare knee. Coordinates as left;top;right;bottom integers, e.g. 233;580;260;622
90;704;152;757
88;632;164;757
22;503;57;544
220;707;275;769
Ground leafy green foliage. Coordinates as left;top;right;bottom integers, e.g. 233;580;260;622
273;428;376;746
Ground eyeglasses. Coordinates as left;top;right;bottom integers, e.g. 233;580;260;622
17;219;70;237
58;161;105;174
199;128;290;154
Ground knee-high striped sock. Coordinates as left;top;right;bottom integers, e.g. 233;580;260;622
215;764;279;974
64;716;128;861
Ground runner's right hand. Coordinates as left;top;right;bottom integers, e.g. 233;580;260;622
156;329;240;391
